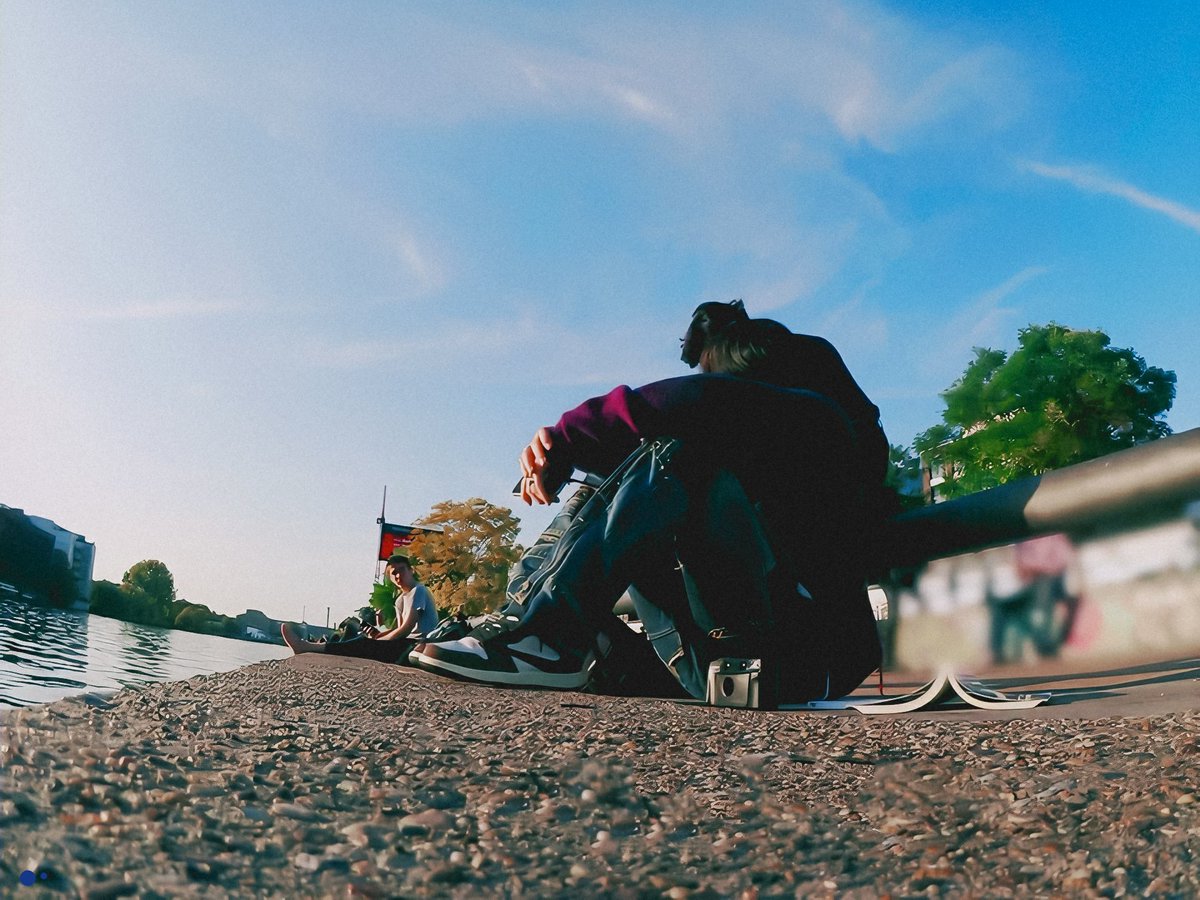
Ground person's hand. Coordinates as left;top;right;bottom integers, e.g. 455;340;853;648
519;427;556;505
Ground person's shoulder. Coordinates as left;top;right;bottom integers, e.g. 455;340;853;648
791;332;841;356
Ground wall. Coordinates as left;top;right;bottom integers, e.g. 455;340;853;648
883;514;1200;670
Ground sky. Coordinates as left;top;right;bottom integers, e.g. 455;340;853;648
2;1;1197;625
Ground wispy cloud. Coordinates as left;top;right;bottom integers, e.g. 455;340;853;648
390;229;446;295
922;266;1048;376
98;4;1020;154
303;311;672;389
1023;161;1200;234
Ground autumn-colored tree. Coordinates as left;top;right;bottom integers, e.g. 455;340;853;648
403;498;524;616
915;323;1175;498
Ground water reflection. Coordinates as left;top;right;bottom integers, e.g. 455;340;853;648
0;597;289;708
116;620;170;685
0;597;89;673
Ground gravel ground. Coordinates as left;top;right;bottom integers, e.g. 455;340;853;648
2;655;1198;899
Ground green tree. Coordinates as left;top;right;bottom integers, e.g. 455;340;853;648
174;605;206;631
172;603;234;635
915;323;1176;498
89;579;129;620
404;498;524;616
123;560;177;607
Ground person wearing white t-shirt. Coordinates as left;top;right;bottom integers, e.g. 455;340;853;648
281;554;438;662
376;554;440;641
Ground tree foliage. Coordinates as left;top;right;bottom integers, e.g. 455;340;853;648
89;560;237;636
915;323;1176;498
404;498;524;616
368;580;398;629
123;560;177;606
174;604;216;632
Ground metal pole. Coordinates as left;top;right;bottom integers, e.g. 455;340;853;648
326;606;330;628
376;485;387;582
875;427;1200;571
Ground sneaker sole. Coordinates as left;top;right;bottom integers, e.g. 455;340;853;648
413;650;591;690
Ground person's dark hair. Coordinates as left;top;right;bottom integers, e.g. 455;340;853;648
386;553;413;570
680;299;749;367
699;317;791;382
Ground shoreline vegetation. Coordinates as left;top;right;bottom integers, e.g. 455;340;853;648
88;576;284;645
2;654;1198;896
87;559;302;646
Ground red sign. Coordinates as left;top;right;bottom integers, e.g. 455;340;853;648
377;522;438;560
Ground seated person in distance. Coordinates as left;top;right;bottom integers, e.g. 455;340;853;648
282;554;438;662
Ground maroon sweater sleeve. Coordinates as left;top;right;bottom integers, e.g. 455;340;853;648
541;374;780;485
543;384;659;480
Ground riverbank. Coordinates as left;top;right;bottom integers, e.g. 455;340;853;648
3;654;1198;897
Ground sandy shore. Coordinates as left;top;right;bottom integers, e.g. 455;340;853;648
2;654;1198;898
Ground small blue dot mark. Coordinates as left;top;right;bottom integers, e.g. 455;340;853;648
19;870;36;886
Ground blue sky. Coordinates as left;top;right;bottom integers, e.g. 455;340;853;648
2;1;1197;623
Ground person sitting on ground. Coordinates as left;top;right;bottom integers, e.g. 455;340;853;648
282;554;439;662
413;314;885;706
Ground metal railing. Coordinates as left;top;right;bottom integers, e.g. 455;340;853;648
874;427;1200;572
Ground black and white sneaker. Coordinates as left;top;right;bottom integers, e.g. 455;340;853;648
412;631;593;689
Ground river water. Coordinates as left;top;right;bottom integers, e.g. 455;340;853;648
0;597;290;709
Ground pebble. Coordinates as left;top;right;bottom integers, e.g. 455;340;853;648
271;801;327;822
292;852;321;872
2;659;1197;897
82;879;136;900
398;808;454;836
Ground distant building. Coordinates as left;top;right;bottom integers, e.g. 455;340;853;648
0;505;94;609
233;609;333;643
25;514;95;608
237;609;283;643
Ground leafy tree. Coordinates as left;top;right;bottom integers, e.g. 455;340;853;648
404;498;524;616
915;323;1176;498
89;579;129;620
123;560;177;607
174;603;236;635
174;603;214;632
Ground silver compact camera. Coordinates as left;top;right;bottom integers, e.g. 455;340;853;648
706;658;762;708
